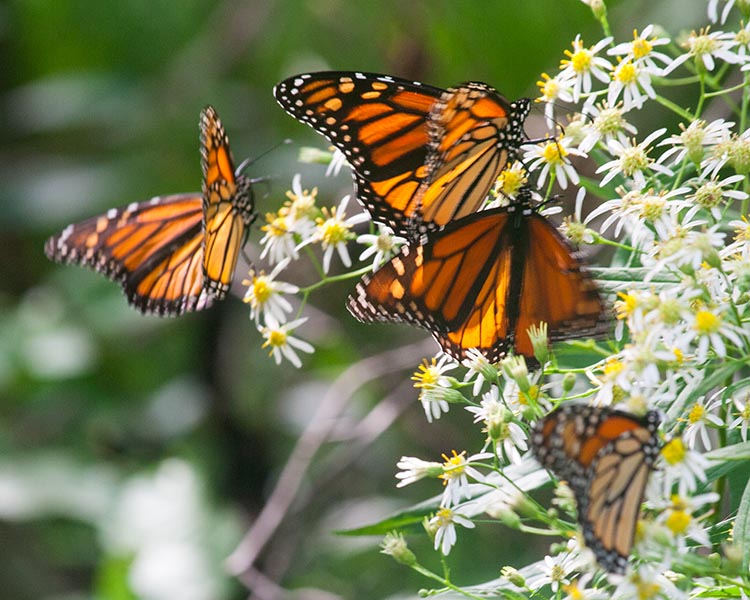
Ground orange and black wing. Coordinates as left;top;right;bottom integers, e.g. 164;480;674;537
532;404;661;573
346;206;608;363
44;193;212;315
511;213;610;358
199;105;256;298
418;83;530;228
274;71;442;234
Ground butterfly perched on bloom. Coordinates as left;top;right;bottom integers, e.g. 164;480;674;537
346;189;609;364
274;71;531;237
45;105;256;316
532;404;661;573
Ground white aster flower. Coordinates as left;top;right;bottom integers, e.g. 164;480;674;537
729;390;750;442
702;128;750;178
461;348;499;396
665;27;742;74
558;35;614;103
439;450;491;506
428;507;475;555
536;72;575;128
526;550;581;594
578;101;638;153
242;258;299;324
259;316;314;368
395;456;443;488
298;194;369;273
596;128;671;188
412;355;460;422
612;562;683;599
685;174;748;221
356;224;406;271
607;25;673;71
658;118;735;167
679;304;745;362
655;492;719;551
681;391;725;450
523;136;584;189
259;211;299;264
660;437;710;496
607;58;659;111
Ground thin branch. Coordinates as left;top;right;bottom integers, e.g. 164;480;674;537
226;339;433;576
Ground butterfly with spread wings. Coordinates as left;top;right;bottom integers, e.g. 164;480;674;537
274;71;531;237
44;105;256;316
532;404;661;573
346;189;609;364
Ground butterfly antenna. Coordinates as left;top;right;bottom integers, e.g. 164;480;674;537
235;138;293;175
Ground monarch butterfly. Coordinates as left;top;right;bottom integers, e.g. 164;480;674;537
44;105;256;316
532;404;661;573
273;71;531;236
346;190;609;363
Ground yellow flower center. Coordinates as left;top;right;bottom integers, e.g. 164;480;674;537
563;581;585;600
262;213;289;237
620;144;651;176
636;581;661;599
740;399;750;421
537;73;559;101
632;33;653;59
541;141;567;165
615;60;638;84
735;216;750;242
661;438;686;465
434;507;454;526
604;357;624;377
694;310;721;334
318;213;350;246
566;43;592;73
252;276;272;304
440;450;467;482
687;402;706;424
665;509;691;535
265;329;287;348
412;358;441;388
496;165;528;196
615;291;639;319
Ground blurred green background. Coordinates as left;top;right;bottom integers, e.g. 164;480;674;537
1;1;709;598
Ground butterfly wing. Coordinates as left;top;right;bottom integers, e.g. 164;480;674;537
512;213;610;358
274;71;442;234
200;105;255;298
44;193;213;315
418;83;531;227
347;206;608;363
347;208;518;362
532;405;661;573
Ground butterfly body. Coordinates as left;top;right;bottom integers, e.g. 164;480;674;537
346;196;609;363
532;404;661;573
45;106;255;316
274;71;530;236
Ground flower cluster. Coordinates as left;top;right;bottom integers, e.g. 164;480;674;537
367;2;750;598
234;1;750;596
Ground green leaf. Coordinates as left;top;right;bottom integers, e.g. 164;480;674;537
337;497;440;536
734;477;750;572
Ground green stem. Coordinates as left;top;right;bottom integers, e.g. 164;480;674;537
651;94;694;120
409;563;486;600
298;265;374;295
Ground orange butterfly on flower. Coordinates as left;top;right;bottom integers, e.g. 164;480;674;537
274;71;531;237
44;106;257;316
346;188;610;364
532;403;661;573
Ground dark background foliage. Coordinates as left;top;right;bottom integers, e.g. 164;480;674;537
1;1;708;598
